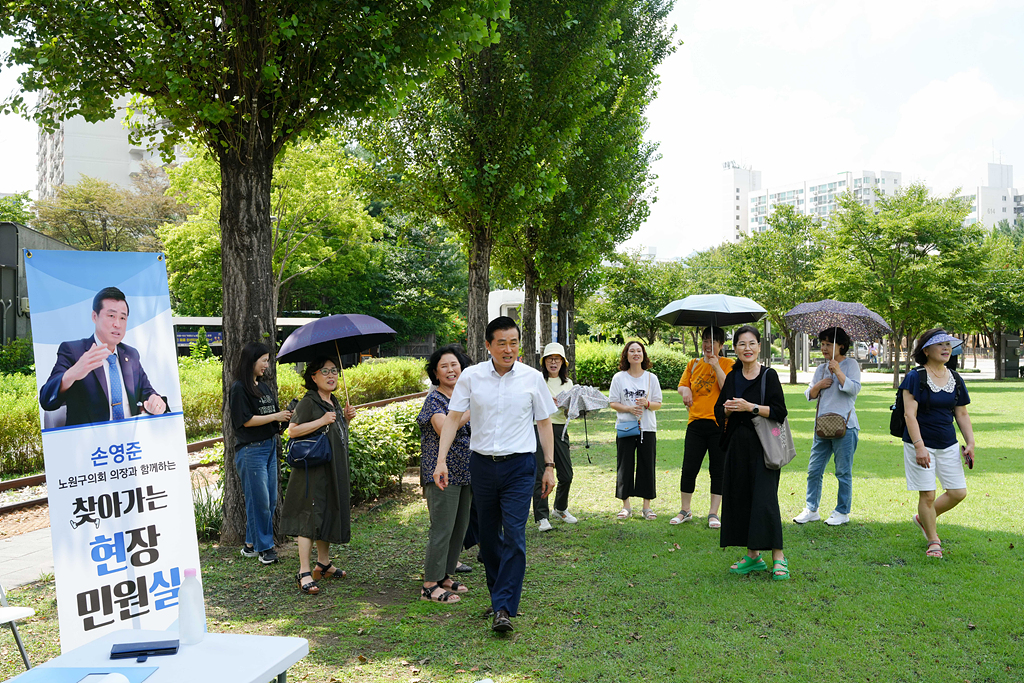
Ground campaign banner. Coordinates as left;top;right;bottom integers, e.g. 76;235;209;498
24;250;201;652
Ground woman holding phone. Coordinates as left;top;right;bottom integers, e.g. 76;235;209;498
900;329;974;560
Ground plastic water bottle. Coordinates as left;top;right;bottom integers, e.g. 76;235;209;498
177;568;206;645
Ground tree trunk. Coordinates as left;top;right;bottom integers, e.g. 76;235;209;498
787;330;797;385
891;328;903;388
993;322;1004;381
466;228;492;364
559;282;577;381
539;289;553;349
218;149;279;547
521;263;538;369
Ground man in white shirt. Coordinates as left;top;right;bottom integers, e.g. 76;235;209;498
434;316;556;633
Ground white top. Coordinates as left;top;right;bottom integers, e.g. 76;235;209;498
542;376;573;425
450;359;557;455
804;357;862;430
95;334;131;420
608;370;663;432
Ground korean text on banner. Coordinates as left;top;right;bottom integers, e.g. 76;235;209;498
24;250;201;652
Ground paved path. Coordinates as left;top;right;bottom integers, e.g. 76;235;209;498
0;528;54;589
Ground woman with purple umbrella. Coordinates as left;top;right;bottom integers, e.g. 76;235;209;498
281;357;356;595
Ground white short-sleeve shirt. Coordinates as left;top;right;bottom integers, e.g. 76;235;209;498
449;360;557;455
608;370;663;432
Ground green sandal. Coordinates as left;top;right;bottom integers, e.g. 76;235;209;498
772;557;790;581
729;554;767;574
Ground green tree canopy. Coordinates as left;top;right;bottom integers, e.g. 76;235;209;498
361;0;650;361
34;167;184;251
0;191;34;224
160;138;377;316
2;0;508;545
822;183;982;385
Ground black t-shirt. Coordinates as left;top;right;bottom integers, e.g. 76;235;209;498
229;380;280;446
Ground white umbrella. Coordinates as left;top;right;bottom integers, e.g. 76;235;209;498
555;385;609;454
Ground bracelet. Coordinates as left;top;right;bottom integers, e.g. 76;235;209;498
912;439;922;446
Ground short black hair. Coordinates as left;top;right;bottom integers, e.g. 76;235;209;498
912;328;947;367
426;344;474;385
733;324;761;346
93;286;129;316
485;316;521;343
303;356;340;391
818;326;851;355
702;326;725;344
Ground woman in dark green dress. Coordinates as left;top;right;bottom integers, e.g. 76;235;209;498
281;357;356;595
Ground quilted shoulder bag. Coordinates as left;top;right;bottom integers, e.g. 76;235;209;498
751;370;797;470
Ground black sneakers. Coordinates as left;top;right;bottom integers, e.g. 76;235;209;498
240;544;258;558
258;548;279;564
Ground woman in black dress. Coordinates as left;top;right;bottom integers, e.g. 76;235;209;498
714;325;790;580
281;357;356;594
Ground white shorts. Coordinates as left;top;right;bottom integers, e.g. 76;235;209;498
904;442;966;492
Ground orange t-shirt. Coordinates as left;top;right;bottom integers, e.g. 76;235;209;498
678;357;735;424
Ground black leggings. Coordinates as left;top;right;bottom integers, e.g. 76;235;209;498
680;419;724;495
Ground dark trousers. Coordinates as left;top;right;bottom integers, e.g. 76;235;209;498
470;451;535;616
680;419;725;495
616;432;657;500
533;424;573;520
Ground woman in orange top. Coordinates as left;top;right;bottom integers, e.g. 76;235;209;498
672;326;734;527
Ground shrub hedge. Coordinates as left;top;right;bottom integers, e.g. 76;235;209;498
575;341;696;390
0;356;427;478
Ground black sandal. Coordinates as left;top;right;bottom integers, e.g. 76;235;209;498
441;575;468;593
296;572;320;595
313;561;347;580
421;583;460;603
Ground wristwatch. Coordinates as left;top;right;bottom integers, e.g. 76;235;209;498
751;406;759;415
544;463;555;468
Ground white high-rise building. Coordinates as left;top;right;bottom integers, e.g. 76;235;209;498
959;163;1023;228
722;161;761;242
37;95;182;199
743;169;901;237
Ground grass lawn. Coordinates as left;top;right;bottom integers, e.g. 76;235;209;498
4;380;1023;682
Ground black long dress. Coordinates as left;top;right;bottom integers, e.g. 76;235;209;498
714;365;788;551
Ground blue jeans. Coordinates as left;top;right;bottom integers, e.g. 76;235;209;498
234;437;277;552
805;429;858;515
470;451;535;617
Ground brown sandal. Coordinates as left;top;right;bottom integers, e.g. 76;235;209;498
313;561;347;580
296;571;320;595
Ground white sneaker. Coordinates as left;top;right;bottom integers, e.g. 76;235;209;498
793;508;821;524
824;511;850;526
538;518;553;532
552;509;578;524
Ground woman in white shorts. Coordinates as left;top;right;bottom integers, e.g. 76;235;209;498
899;329;975;559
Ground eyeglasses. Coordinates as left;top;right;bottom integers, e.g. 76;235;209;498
318;368;339;376
735;341;760;349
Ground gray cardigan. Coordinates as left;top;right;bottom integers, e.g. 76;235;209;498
805;357;862;431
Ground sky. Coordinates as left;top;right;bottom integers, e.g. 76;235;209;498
3;1;1024;257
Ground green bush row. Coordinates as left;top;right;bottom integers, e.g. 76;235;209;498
345;398;423;504
0;357;427;477
574;341;696;390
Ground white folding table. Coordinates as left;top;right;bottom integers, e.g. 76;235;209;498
19;628;308;683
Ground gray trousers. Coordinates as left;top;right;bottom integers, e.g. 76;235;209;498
423;482;473;583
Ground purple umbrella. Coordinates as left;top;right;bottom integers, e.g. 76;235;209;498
784;300;892;359
277;314;397;403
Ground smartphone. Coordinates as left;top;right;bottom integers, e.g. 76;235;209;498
961;444;973;470
110;639;179;659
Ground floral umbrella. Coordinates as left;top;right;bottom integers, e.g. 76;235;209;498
784;299;892;360
554;385;609;454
